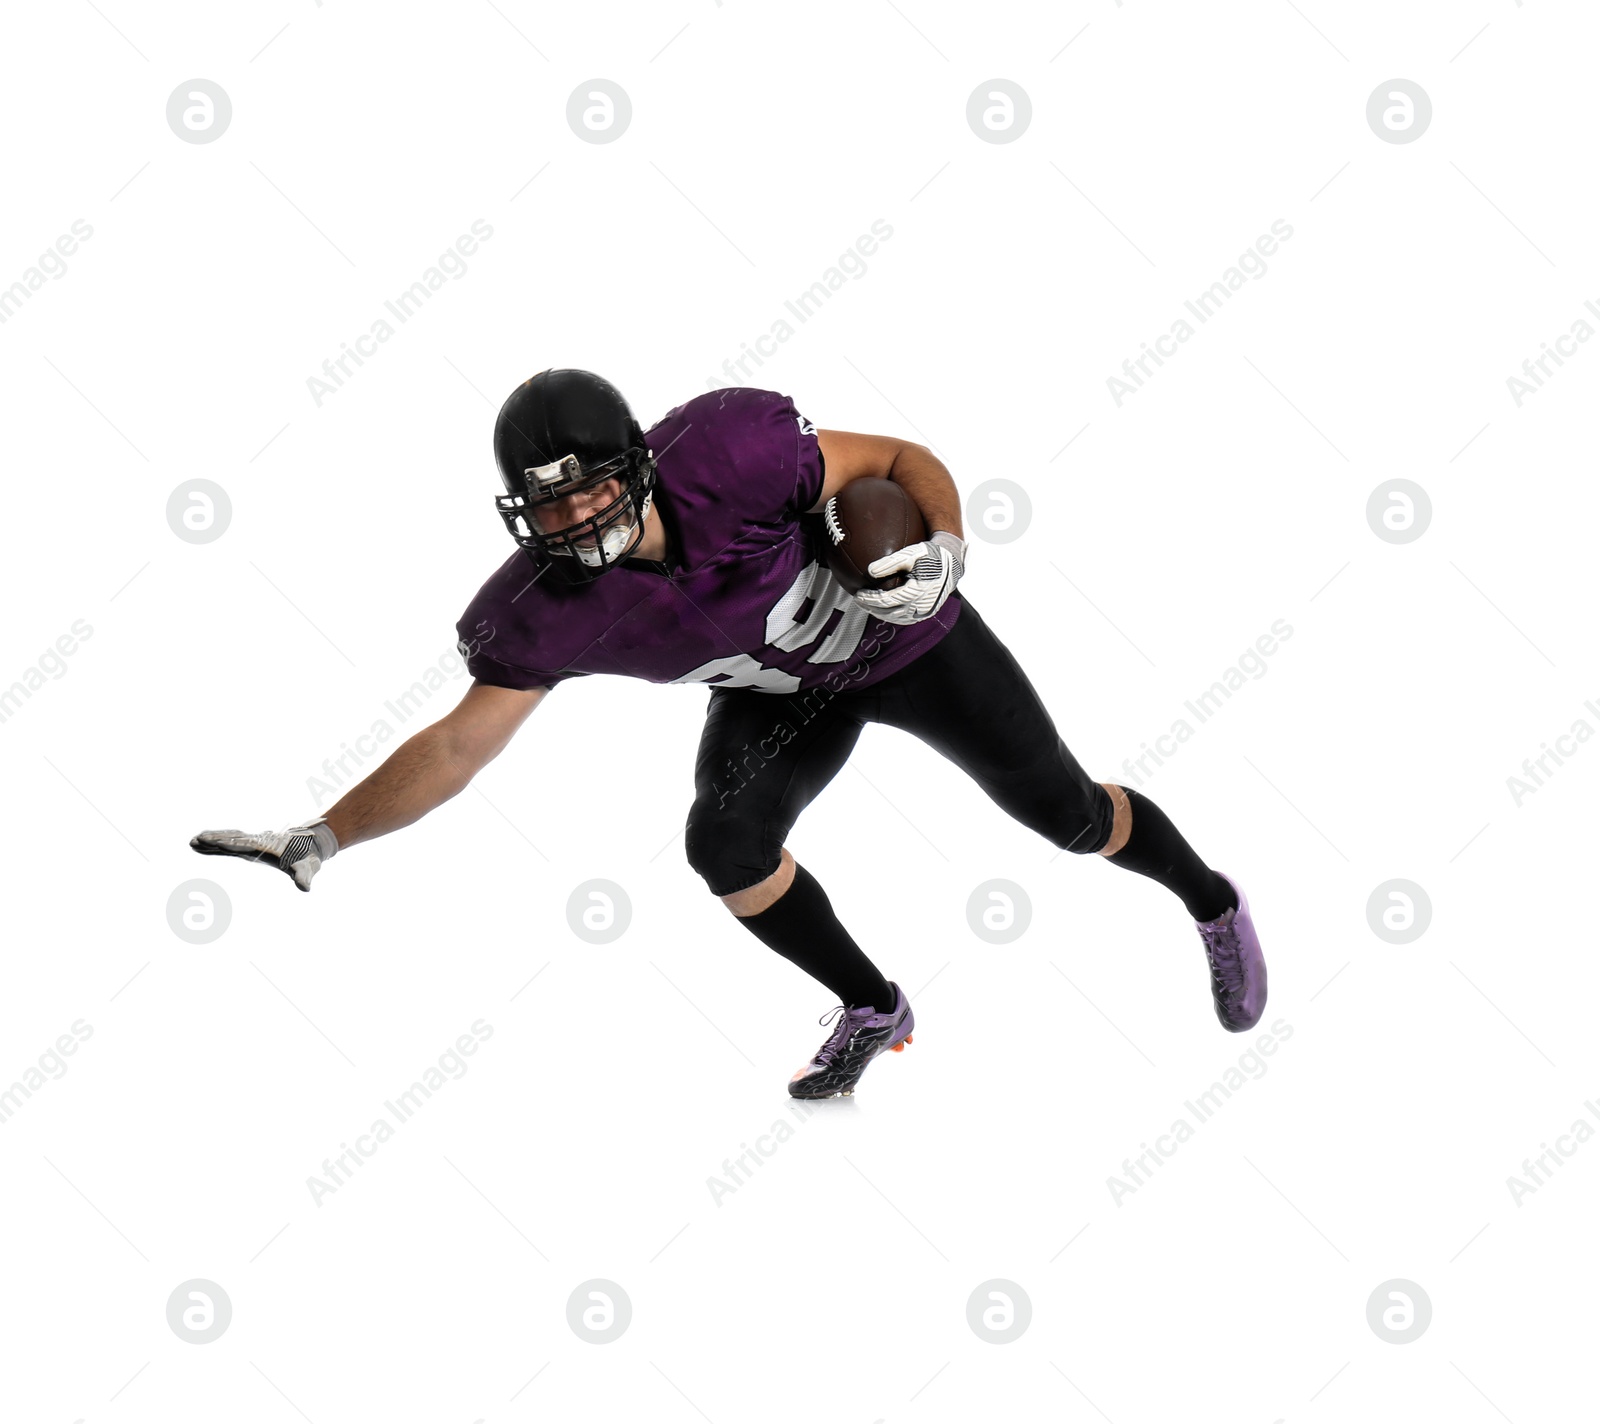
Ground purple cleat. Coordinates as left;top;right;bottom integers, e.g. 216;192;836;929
788;982;914;1099
1195;874;1267;1032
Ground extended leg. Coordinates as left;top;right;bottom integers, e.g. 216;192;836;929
868;602;1234;917
1095;782;1236;923
863;598;1265;1029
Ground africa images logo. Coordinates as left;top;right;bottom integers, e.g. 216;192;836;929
305;1021;492;1205
1107;1020;1293;1204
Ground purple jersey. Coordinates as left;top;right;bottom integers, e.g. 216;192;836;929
455;387;962;695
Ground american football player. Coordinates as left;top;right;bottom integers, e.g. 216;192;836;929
193;368;1266;1099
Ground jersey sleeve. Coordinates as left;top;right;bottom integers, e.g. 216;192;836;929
454;613;576;692
675;388;825;527
789;405;825;516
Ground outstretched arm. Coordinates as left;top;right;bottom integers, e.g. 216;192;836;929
191;681;549;889
324;681;548;848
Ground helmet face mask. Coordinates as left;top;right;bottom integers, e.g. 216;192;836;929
496;453;654;581
492;370;658;586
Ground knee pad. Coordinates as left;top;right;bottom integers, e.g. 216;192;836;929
1053;780;1117;856
684;802;780;897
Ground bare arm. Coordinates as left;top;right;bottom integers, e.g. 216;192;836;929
810;429;963;538
323;681;549;849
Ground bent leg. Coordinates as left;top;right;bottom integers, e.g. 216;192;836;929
722;847;795;916
684;685;895;1010
684;681;864;895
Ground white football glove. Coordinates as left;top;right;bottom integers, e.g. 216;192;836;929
190;819;339;892
852;530;967;625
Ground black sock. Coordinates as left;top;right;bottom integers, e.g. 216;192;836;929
1103;787;1236;922
734;861;896;1012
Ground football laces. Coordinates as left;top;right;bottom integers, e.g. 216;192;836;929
823;496;845;546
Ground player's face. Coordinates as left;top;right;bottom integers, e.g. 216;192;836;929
534;475;624;542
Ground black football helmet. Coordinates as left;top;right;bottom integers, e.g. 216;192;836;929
492;369;657;585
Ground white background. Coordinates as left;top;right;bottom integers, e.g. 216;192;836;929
2;1;1596;1420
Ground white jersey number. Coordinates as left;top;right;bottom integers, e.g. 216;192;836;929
669;558;870;693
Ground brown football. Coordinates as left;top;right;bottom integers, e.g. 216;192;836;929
821;479;926;594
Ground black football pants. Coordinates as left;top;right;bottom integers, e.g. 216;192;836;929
683;597;1117;897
